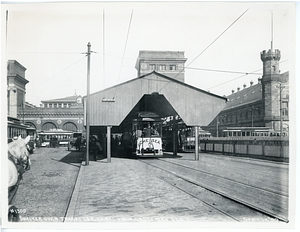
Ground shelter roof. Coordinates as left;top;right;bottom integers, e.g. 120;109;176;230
84;71;227;127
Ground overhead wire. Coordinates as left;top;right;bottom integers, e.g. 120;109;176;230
103;9;106;89
207;67;263;90
207;59;288;90
25;55;88;102
35;55;87;85
157;8;249;92
8;51;84;55
117;9;134;84
185;67;262;75
91;10;134;123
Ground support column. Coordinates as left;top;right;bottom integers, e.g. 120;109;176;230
172;117;178;156
107;126;111;163
195;126;199;161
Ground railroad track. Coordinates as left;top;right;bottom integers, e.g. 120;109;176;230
139;158;288;222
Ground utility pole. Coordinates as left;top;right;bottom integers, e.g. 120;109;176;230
251;107;254;127
86;42;91;165
277;82;285;137
195;126;199;161
216;115;219;137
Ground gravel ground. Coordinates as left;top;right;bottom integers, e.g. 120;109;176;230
11;147;84;222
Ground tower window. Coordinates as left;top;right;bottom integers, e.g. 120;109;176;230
149;64;156;70
169;65;176;71
159;65;166;71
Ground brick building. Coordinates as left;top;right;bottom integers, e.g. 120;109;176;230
7;60;28;119
204;48;289;136
135;50;187;82
7;60;84;133
18;94;84;133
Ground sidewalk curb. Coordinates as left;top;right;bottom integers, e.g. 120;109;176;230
64;161;85;221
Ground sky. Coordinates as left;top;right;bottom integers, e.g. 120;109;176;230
1;1;296;107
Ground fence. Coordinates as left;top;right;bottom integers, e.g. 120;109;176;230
199;137;289;162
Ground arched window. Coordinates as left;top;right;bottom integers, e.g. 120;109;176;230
62;122;78;132
25;122;36;129
42;122;57;131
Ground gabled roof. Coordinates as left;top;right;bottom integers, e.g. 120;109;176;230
223;83;262;111
222;71;289;111
42;95;81;103
84;71;227;127
88;71;226;100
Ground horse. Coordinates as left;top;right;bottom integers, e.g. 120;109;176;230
8;135;31;222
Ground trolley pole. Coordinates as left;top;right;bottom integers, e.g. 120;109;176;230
86;42;91;166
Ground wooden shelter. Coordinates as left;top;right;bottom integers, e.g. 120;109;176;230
83;71;227;161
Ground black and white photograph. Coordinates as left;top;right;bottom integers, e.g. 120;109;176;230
1;0;297;231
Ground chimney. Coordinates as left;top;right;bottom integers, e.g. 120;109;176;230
258;78;262;84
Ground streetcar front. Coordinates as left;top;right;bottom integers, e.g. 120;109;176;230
133;113;163;157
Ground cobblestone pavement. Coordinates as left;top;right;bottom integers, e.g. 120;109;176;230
11;147;84;222
10;147;284;224
67;159;229;222
65;156;279;223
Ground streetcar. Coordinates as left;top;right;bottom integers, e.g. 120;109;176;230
222;127;289;137
38;129;73;147
7;116;37;153
180;128;211;152
122;112;163;157
7;116;28;143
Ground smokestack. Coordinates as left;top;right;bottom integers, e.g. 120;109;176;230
258;78;262;84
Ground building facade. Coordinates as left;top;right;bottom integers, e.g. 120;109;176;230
7;60;28;118
7;60;84;133
9;46;289;138
18;95;84;133
135;50;187;82
204;48;289;136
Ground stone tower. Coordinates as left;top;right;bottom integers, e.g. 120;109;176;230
260;49;281;129
7;60;29;118
135;51;187;82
